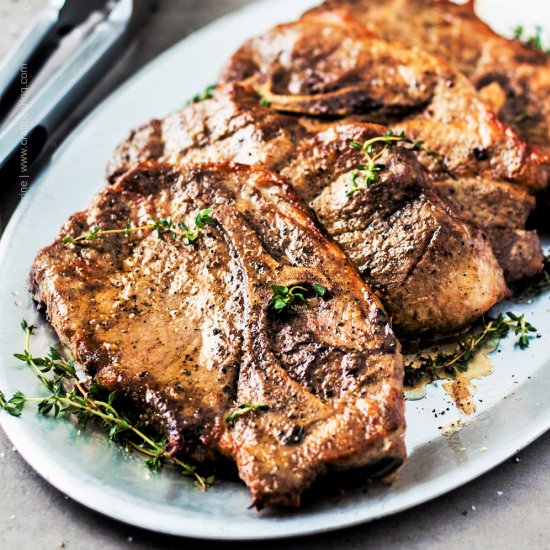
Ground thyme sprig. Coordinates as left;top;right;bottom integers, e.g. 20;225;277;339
347;130;410;196
506;312;538;349
190;84;216;103
513;25;550;54
63;209;216;246
0;390;25;416
404;313;538;387
0;321;212;490
226;403;269;423
268;283;327;313
347;130;450;196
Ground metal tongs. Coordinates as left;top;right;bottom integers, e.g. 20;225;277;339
0;0;139;176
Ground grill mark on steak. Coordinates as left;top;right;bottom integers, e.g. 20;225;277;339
282;122;509;333
31;161;406;508
107;84;509;335
399;226;439;288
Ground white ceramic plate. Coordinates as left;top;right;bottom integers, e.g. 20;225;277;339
0;0;549;540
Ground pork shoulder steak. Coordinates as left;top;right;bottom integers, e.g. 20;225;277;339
307;0;550;160
220;12;548;280
31;161;406;507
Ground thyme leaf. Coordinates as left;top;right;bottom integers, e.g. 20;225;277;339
404;313;538;387
2;321;212;490
226;403;269;423
0;390;26;417
255;89;272;107
64;208;217;247
347;130;407;196
513;25;550;54
190;84;216;104
347;130;452;197
312;283;327;297
506;311;538;350
268;285;307;312
268;283;327;313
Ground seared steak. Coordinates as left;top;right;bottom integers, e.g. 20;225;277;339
108;85;508;335
30;161;406;507
281;122;508;333
220;12;548;280
106;87;309;185
221;12;547;188
306;0;550;160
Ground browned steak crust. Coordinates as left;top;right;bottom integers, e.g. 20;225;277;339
107;85;509;335
433;179;536;231
432;178;543;280
282;122;509;333
485;229;545;282
30;161;406;508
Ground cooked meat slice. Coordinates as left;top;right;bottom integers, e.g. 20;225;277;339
281;123;508;333
106;119;164;183
221;11;548;190
485;229;544;282
107;85;508;335
433;178;536;231
30;161;405;508
306;0;550;159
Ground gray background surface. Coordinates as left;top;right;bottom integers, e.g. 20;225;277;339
0;1;548;548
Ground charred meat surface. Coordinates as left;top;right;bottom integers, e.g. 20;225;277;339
31;161;406;507
107;86;308;184
108;85;508;335
485;228;545;283
432;178;541;280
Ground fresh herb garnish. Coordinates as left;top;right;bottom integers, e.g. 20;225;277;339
226;403;269;423
404;312;538;387
513;25;550;54
268;283;327;313
505;311;538;349
347;130;408;196
0;390;25;417
64;209;216;246
0;321;212;490
347;130;451;196
255;89;271;107
312;283;327;297
269;285;307;312
190;84;216;103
